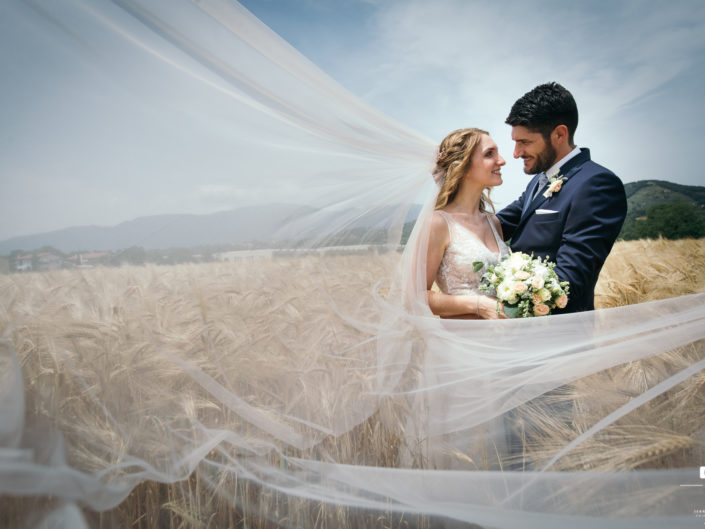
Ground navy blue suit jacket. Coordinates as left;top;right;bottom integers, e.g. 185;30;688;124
496;149;627;313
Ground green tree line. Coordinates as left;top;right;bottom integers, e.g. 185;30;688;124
620;201;705;240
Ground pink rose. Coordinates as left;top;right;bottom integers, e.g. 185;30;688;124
555;294;568;309
533;303;550;316
532;293;542;305
513;282;528;294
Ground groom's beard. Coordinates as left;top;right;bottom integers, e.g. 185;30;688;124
525;142;557;174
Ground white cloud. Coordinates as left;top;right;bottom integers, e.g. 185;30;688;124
2;0;704;241
312;0;705;204
357;0;705;117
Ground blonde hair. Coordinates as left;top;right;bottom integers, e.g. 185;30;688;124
434;128;495;212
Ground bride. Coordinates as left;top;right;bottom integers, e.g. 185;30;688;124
2;2;705;528
426;128;509;320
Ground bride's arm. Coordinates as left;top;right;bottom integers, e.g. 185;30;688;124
426;212;504;319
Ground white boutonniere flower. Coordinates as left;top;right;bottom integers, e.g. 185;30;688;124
543;169;567;198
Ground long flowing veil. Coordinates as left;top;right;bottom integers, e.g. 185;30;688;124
1;1;705;527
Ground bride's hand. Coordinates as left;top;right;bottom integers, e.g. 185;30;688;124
476;295;508;319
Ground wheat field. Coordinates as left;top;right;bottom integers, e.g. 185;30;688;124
1;238;704;528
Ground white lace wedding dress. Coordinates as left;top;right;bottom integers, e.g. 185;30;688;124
423;211;512;470
435;210;510;296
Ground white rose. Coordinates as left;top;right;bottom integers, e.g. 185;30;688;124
508;252;526;271
533;264;548;278
497;282;512;301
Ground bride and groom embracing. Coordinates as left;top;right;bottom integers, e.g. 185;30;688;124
426;82;628;318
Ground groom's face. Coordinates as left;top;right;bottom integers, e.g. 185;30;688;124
510;126;557;175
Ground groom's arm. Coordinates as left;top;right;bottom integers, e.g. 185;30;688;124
496;193;525;241
554;171;627;305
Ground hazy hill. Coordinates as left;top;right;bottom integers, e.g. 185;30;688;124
0;204;421;255
4;179;703;255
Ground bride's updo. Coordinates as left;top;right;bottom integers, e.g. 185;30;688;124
434;127;494;213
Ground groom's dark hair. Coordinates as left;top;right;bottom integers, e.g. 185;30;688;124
505;82;578;145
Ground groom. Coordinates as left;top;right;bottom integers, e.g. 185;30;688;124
497;82;627;313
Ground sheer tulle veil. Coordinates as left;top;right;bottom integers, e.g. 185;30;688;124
1;1;705;527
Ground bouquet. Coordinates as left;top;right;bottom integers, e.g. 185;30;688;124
475;252;570;318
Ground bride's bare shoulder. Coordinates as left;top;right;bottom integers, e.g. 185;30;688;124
429;210;451;246
430;210;449;231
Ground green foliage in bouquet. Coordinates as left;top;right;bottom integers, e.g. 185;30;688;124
475;252;570;318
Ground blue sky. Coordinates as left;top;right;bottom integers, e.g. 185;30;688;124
1;0;704;242
240;0;705;206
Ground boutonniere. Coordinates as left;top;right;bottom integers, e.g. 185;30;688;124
543;168;567;198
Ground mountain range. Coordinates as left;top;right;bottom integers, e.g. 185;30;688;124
3;180;702;255
0;204;422;255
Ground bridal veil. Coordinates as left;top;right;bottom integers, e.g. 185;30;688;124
1;1;704;527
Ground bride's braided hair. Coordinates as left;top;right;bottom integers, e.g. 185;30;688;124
434;127;494;213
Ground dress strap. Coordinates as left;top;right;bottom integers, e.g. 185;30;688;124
436;210;454;245
485;213;503;248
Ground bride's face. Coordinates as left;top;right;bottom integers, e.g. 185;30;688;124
464;134;505;187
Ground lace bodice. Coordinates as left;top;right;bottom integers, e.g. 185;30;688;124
435;211;509;295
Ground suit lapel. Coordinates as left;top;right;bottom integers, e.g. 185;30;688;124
555;148;590;176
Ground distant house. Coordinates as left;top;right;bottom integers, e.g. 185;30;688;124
13;252;64;272
15;254;33;272
68;252;111;268
37;252;63;271
216;249;275;261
